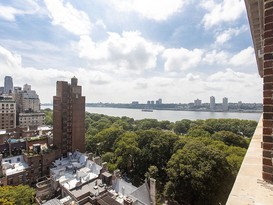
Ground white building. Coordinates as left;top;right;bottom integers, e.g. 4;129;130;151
210;96;215;111
194;99;202;106
22;84;40;112
223;97;229;111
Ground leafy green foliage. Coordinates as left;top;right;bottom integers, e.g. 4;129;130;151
0;185;35;205
212;130;248;148
164;138;233;205
84;113;257;204
43;108;53;125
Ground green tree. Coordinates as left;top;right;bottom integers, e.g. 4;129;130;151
187;127;211;138
212;130;248;148
115;132;141;174
135;119;160;130
165;139;232;205
0;185;35;205
173;119;191;134
44;109;53;125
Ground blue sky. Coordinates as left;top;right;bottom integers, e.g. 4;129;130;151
0;0;262;103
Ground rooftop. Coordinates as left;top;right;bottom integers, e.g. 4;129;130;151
48;151;153;205
51;151;102;190
2;155;29;176
70;178;107;199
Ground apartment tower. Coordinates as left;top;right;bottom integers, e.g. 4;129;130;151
4;76;13;94
210;96;215;111
53;77;85;157
222;97;228;112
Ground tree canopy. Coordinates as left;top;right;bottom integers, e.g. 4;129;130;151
0;185;36;205
83;113;257;204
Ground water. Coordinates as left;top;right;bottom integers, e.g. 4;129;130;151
41;105;261;122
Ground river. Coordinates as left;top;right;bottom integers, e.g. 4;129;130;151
41;105;261;122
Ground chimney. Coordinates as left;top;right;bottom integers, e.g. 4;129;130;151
123;197;133;205
88;153;93;160
150;178;156;205
93;156;101;166
102;162;108;171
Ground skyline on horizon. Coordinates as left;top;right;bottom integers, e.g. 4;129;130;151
0;0;262;103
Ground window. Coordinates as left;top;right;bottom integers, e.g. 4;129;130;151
17;158;20;162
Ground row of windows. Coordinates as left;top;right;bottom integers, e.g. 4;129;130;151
1;110;15;113
19;117;45;120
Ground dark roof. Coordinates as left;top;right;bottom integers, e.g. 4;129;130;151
97;195;120;205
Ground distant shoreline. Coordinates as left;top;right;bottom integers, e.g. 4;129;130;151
41;103;262;114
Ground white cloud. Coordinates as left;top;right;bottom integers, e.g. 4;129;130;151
204;68;262;102
75;31;164;73
109;0;188;21
215;25;248;45
208;68;249;82
0;45;21;72
44;0;92;36
162;48;203;72
203;50;229;65
202;47;256;72
200;0;245;28
185;73;200;81
0;1;39;21
230;46;255;67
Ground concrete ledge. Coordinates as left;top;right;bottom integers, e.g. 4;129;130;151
226;117;273;205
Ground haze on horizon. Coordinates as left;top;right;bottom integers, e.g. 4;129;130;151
0;0;262;104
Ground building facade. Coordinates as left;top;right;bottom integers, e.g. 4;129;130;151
4;76;13;94
53;77;85;157
194;99;202;107
19;113;45;128
12;84;42;126
222;97;229;111
0;100;16;130
210;96;215;111
22;84;40;112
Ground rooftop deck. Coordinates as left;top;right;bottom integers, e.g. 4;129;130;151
227;117;273;204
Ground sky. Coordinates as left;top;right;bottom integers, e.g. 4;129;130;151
0;0;262;104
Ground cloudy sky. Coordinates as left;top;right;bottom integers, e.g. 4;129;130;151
0;0;262;103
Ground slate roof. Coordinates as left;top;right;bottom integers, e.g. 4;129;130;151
42;198;62;205
130;183;152;205
112;178;137;196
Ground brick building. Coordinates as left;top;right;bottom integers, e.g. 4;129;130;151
53;77;85;157
0;126;54;186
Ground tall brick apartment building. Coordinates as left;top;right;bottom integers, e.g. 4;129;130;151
53;77;85;157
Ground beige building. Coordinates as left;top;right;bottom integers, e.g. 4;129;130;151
22;84;40;112
19;113;45;128
13;84;40;113
0;100;16;130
